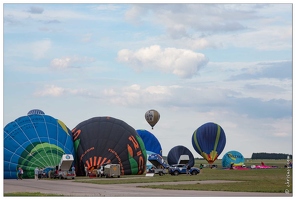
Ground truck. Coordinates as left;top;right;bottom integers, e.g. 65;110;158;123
147;154;169;176
98;163;121;178
54;154;75;179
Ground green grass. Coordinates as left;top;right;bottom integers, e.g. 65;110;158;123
4;192;63;196
4;159;293;196
73;159;292;193
139;168;292;193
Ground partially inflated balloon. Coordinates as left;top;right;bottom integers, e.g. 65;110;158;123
136;129;162;156
192;122;226;164
167;145;195;167
222;150;244;168
145;109;160;129
72;117;147;176
4;113;74;179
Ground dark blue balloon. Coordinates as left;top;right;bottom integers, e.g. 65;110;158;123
192;122;226;164
167;145;195;167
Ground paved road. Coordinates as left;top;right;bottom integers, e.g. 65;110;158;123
3;179;292;197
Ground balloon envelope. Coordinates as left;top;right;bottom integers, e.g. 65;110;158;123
145;109;160;129
222;150;245;168
4;114;75;179
192;122;226;164
72;117;147;176
136;129;162;156
27;109;45;115
167;145;195;167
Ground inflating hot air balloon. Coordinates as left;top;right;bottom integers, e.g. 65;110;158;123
136;129;162;156
145;109;160;129
136;129;162;170
192;122;226;164
4;111;75;179
72;117;147;176
167;145;195;167
222;150;244;168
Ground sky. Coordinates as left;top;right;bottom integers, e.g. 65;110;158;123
2;2;293;159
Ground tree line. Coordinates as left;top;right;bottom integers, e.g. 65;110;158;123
251;152;292;159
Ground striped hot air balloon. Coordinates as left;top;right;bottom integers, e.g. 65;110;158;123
192;122;226;164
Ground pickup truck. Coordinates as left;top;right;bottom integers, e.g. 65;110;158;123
168;164;200;176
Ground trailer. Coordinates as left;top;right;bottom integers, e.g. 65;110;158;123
55;154;75;179
101;164;121;178
147;154;169;176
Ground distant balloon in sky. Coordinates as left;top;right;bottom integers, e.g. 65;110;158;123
27;109;45;115
192;122;226;164
145;109;160;129
4;112;75;179
72;117;147;176
167;145;195;167
136;129;162;156
222;150;245;168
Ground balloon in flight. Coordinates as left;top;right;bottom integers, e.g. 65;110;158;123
145;109;160;129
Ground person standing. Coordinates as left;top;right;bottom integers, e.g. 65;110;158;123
199;164;203;170
71;165;75;175
85;165;88;176
18;167;23;180
186;163;191;175
34;167;39;180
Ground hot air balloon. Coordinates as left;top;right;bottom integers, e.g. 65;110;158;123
145;109;160;129
136;129;162;170
4;112;75;179
222;150;245;168
136;129;162;156
192;122;226;164
167;145;195;167
27;109;45;115
72;117;147;176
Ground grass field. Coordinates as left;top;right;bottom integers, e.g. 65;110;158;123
4;159;293;196
74;159;293;194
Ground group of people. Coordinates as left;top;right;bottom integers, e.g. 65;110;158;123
34;167;45;180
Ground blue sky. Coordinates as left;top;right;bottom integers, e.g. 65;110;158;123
2;2;293;159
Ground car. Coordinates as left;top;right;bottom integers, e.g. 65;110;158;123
168;164;200;176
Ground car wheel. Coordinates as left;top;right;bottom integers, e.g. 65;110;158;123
191;170;198;175
173;171;179;176
159;172;163;176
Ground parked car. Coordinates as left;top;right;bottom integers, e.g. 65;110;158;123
168;164;200;176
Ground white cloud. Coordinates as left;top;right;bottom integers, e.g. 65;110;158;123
117;45;208;78
34;85;90;97
50;56;96;69
34;85;65;97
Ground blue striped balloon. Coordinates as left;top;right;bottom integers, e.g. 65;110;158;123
192;122;226;164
